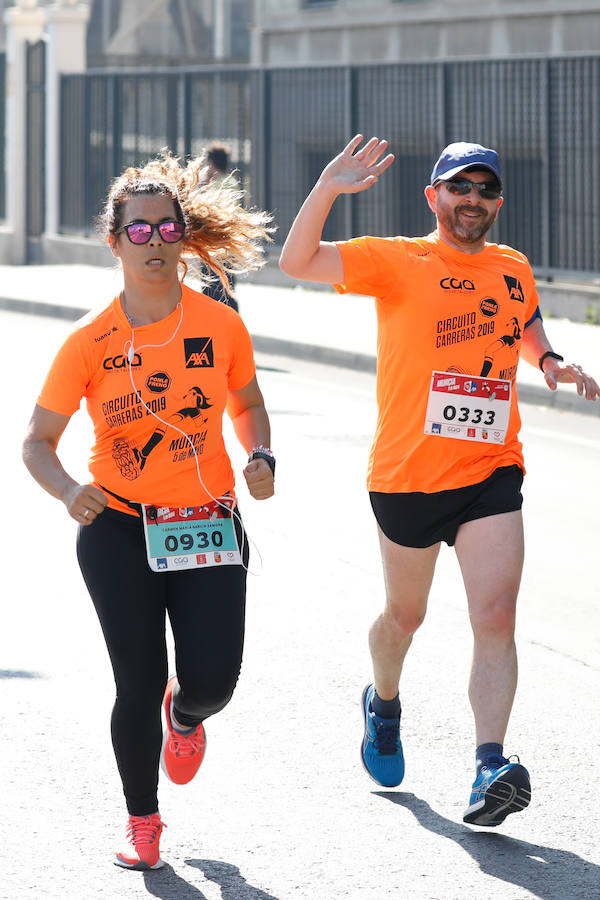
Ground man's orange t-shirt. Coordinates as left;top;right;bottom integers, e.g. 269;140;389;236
335;232;539;494
37;283;256;513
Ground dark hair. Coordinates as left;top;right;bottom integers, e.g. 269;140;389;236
207;142;230;174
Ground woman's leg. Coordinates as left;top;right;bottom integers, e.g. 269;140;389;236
77;509;168;815
167;512;248;726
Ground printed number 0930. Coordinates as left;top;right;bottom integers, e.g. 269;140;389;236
443;405;496;426
164;531;224;552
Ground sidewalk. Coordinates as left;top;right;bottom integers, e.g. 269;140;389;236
2;263;598;417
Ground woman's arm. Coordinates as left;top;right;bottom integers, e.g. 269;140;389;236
22;404;108;524
227;377;274;500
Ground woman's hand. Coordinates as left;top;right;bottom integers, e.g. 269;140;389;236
63;483;108;524
243;458;274;500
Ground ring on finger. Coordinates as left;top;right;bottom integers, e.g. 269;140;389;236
83;508;89;519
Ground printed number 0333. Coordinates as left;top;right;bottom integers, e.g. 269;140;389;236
443;405;496;425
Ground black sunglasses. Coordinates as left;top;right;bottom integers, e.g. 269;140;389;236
439;178;502;200
118;220;186;244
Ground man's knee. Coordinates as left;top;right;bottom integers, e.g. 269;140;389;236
383;604;426;638
471;594;517;639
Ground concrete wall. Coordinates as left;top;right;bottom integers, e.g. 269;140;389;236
252;0;600;66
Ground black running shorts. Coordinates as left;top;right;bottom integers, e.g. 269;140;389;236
369;464;524;549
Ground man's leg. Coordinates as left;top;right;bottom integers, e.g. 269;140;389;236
361;525;440;786
454;510;523;744
370;525;440;698
454;510;531;825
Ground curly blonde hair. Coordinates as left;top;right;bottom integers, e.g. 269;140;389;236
100;150;273;291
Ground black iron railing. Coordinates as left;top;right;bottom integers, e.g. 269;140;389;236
59;57;600;277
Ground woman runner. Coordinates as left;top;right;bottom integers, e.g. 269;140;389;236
22;152;275;869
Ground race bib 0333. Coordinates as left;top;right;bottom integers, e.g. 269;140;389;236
424;371;511;444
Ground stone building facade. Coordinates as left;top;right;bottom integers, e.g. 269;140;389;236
251;0;600;66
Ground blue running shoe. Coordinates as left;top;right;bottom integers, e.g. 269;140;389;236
463;755;531;826
360;683;404;787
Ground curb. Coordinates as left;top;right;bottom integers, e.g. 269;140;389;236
0;296;89;321
5;295;599;418
251;334;376;374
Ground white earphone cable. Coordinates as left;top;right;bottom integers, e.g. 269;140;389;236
122;300;262;574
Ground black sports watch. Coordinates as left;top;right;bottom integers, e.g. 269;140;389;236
539;351;564;371
248;445;276;476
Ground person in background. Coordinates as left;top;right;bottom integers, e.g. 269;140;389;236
199;141;240;311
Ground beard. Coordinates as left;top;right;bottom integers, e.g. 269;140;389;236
437;202;498;244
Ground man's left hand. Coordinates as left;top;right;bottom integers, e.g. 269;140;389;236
544;362;600;400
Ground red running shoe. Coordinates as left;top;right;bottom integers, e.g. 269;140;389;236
161;675;207;785
115;813;166;870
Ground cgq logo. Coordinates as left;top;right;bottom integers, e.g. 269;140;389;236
103;353;142;370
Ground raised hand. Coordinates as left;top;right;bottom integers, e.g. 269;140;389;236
319;134;395;195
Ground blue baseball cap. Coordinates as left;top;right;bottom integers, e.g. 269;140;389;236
430;142;502;188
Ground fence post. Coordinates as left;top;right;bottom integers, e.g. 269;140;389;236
1;0;45;264
44;1;90;240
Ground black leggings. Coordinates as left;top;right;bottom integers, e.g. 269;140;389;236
76;506;248;816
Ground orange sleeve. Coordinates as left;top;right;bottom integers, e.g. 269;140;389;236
334;236;406;298
37;327;95;417
525;265;540;324
227;313;256;390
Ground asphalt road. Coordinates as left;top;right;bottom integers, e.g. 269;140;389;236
2;309;599;900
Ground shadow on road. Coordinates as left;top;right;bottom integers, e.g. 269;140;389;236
186;859;280;900
0;669;42;679
143;863;209;899
376;791;599;900
143;858;279;900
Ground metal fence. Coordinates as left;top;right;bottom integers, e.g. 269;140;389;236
0;52;5;220
60;56;600;277
60;66;252;236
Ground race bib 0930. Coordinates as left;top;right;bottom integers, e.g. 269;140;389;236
142;495;241;573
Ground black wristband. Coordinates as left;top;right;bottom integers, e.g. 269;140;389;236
539;350;564;371
248;449;275;476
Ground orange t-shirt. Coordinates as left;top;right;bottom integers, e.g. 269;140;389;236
335;232;539;494
37;283;256;513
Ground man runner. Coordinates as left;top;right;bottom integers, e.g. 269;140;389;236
279;136;599;826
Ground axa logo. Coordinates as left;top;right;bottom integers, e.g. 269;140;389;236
503;275;525;302
185;337;214;368
440;277;475;291
103;353;142;370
